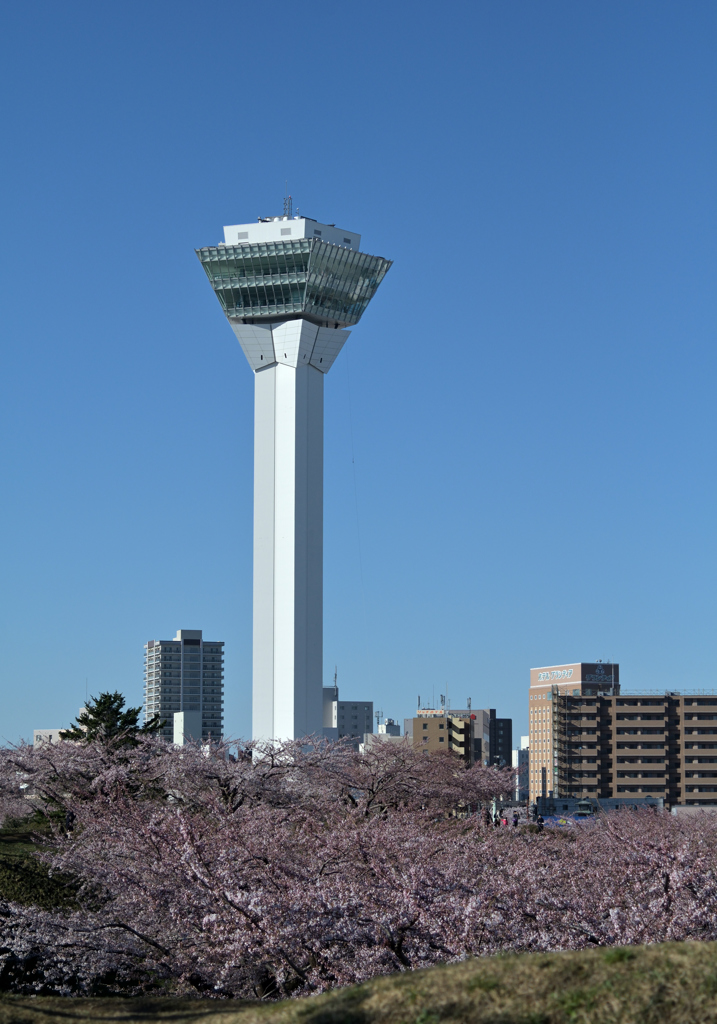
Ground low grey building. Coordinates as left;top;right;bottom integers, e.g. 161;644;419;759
378;718;400;737
322;683;373;745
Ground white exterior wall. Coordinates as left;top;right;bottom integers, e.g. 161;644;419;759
234;318;352;744
174;710;202;745
222;217;360;249
33;729;62;746
231;319;351;374
672;805;717;816
361;733;404;753
513;735;530;800
378;719;401;736
322;686;338;728
252;361;324;742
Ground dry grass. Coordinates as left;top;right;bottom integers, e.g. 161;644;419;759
3;940;717;1023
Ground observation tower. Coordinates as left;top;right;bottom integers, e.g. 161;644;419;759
196;211;391;742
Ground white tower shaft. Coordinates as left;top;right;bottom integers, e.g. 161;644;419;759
252;361;324;741
196;217;392;745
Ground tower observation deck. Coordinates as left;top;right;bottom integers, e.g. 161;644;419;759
197;214;391;742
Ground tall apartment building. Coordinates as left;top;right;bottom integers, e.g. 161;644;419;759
475;709;492;764
529;661;717;807
322;684;373;744
489;710;513;766
529;662;619;803
144;629;224;743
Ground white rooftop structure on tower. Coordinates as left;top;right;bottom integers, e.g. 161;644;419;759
221;216;361;250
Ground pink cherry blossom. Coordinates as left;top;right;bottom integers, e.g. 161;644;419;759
1;736;715;998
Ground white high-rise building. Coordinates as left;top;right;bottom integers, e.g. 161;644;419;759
197;212;391;742
144;629;224;742
513;735;530;801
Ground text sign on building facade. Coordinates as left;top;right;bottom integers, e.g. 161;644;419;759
530;663;619;689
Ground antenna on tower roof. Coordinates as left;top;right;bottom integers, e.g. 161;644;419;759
283;182;292;219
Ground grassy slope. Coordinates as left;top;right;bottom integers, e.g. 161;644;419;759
3;941;717;1024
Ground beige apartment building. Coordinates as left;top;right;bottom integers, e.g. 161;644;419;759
529;662;717;807
405;707;492;764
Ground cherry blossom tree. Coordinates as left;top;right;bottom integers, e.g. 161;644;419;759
3;736;717;999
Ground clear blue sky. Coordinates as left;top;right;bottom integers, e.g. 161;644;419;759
1;1;715;745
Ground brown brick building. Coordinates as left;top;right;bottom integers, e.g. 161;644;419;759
529;662;717;807
554;692;717;806
529;663;620;804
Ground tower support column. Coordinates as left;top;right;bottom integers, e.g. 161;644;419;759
196;219;391;747
252;360;324;742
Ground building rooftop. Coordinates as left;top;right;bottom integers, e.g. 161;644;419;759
221;216;362;250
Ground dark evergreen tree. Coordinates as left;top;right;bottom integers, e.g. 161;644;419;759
59;691;162;745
